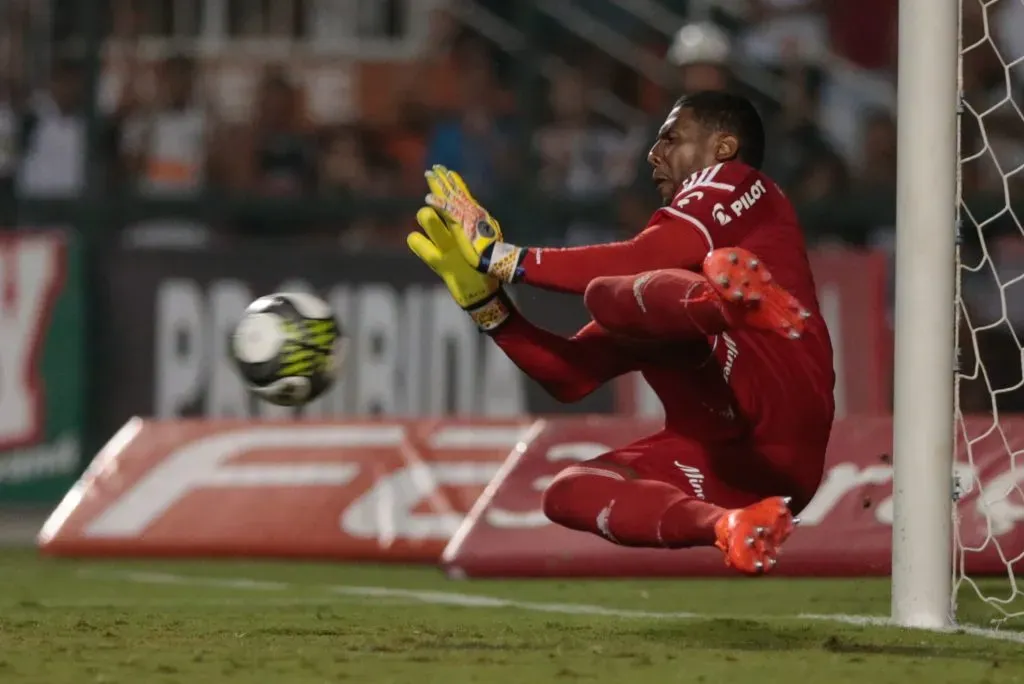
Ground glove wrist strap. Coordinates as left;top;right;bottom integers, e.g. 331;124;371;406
484;242;526;283
466;289;514;332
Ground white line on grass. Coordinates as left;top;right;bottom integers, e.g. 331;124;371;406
11;596;385;608
75;568;704;619
329;583;706;619
82;570;291;591
77;569;1024;644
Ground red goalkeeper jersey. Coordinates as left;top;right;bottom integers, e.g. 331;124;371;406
519;161;821;314
491;161;834;442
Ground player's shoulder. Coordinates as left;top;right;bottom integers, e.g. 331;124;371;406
669;162;785;215
679;160;791;203
663;161;794;234
672;161;758;202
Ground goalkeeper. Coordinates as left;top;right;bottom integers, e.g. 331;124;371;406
408;91;835;575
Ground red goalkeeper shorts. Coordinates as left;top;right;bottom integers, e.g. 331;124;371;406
584;428;822;513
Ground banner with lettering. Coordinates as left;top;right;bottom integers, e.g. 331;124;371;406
97;245;891;437
0;231;84;503
95;246;604;438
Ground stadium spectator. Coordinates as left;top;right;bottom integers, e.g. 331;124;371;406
388;4;467;115
535;65;638;198
239;67;317;197
380;102;432;193
739;0;829;66
534;64;642;244
423;37;517;197
119;54;223;247
762;54;837;193
318;125;403;249
376;4;467;191
0;0;29;205
815;0;897;167
788;150;848;212
120;55;215;190
318;125;375;198
854;109;896;194
14;58;86;199
221;66;318;240
771;61;852;239
667;22;732;94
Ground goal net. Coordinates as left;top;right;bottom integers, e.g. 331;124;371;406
954;0;1024;626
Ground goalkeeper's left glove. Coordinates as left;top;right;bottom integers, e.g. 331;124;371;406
424;164;526;284
407;206;515;332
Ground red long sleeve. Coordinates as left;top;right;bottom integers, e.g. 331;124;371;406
518;217;710;294
489;313;637;403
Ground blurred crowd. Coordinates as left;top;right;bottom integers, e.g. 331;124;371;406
0;0;1022;410
0;0;1020;253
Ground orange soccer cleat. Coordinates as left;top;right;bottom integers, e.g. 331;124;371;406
714;496;797;575
702;247;811;340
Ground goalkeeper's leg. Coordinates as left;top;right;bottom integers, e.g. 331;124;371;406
583;247;810;341
541;435;801;575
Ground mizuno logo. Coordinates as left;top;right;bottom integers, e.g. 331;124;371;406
674;462;707;500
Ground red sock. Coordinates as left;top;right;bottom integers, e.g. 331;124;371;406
542;466;725;548
583;269;735;340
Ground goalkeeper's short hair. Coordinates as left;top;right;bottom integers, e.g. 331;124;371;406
676;91;766;170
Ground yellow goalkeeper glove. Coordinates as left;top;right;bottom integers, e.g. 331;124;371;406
424;164;526;284
407;206;514;332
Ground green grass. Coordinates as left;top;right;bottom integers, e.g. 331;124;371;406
0;549;1022;683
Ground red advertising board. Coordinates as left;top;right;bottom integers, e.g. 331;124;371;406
43;415;1022;577
39;418;529;561
442;416;1024;577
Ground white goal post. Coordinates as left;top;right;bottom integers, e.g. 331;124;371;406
891;0;959;628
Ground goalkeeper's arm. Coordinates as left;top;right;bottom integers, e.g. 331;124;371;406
406;203;635;403
510;216;709;295
486;306;637;403
426;164;708;295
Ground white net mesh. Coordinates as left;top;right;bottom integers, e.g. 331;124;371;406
954;0;1024;627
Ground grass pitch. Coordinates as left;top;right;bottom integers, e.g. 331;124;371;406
1;550;1022;684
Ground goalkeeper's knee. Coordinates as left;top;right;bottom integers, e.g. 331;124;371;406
584;270;729;339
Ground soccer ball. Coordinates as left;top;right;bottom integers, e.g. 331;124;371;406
229;292;344;407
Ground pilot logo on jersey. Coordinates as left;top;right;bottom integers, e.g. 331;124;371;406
712;203;732;225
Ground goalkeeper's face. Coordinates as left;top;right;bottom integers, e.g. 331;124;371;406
648;106;737;203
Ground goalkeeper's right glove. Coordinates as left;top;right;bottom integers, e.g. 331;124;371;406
424;165;526;284
407;206;514;332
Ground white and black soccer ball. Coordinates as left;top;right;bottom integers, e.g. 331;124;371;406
229;292;344;407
